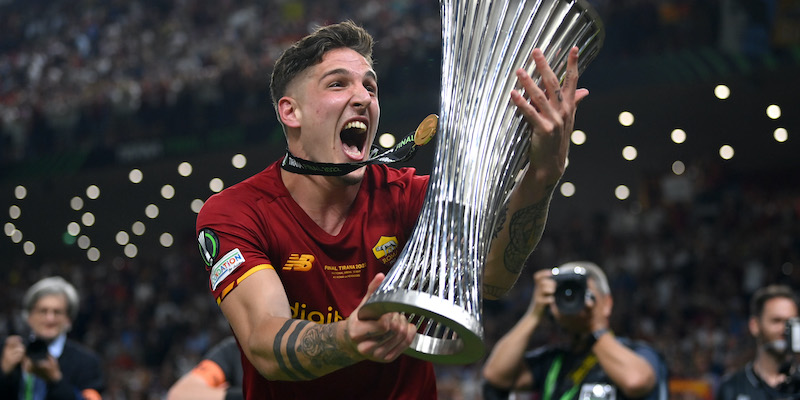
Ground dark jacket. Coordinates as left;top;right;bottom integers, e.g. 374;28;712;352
0;338;104;400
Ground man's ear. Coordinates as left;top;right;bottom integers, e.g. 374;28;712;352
749;316;760;337
278;97;302;129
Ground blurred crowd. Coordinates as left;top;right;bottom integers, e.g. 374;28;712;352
2;0;800;399
2;154;799;399
0;0;442;165
2;0;794;167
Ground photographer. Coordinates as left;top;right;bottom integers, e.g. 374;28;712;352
0;277;104;399
716;284;800;400
482;261;668;400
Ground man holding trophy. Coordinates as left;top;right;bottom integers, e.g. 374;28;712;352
195;5;595;398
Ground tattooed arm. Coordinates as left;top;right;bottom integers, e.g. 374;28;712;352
220;270;415;381
483;47;589;299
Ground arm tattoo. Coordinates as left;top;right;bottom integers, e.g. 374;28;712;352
297;322;355;370
503;184;555;274
285;320;316;379
483;283;508;299
273;320;303;380
492;203;509;239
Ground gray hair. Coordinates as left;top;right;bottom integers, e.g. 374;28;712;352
22;276;80;321
557;261;611;295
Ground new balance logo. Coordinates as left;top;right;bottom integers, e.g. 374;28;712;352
283;254;315;271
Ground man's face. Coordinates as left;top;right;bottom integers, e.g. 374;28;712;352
752;297;799;355
27;294;71;340
282;47;380;184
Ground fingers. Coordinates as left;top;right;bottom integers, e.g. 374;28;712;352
365;273;385;299
529;270;556;316
512;46;588;180
511;46;586;125
372;313;416;360
575;88;590;105
354;273;386;320
2;336;25;373
28;355;62;382
4;336;24;350
349;274;415;362
511;68;553;131
560;47;580;105
355;312;415;362
533;48;563;105
533;269;556;293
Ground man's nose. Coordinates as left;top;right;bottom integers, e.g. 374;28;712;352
350;85;372;109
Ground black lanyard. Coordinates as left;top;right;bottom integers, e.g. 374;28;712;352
280;114;437;176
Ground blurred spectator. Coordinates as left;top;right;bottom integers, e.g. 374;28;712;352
482;261;668;400
715;284;800;399
166;335;243;400
0;276;104;400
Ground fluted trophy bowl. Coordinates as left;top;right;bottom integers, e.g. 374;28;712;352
358;0;605;364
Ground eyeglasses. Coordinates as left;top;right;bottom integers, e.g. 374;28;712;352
30;307;68;318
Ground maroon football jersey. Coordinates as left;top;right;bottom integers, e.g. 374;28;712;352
196;161;437;399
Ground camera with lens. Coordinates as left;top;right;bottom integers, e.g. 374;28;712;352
777;317;800;395
786;317;800;354
24;335;50;362
551;265;592;315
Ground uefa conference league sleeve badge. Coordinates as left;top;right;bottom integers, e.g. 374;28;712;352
198;228;246;290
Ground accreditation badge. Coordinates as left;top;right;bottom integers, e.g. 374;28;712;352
579;383;617;400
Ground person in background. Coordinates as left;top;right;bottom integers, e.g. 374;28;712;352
0;276;104;400
482;261;668;400
167;335;243;400
716;284;800;400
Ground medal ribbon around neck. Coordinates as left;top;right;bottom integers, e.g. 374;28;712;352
281;114;437;176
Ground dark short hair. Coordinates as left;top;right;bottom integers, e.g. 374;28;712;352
750;284;798;318
269;20;374;109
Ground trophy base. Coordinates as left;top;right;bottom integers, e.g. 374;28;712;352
359;289;485;364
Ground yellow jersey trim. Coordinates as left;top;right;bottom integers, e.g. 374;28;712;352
216;264;274;305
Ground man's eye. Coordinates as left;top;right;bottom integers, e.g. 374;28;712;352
329;82;343;88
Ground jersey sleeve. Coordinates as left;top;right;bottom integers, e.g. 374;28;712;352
196;191;274;304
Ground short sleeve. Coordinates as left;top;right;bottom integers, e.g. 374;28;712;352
196;191;274;303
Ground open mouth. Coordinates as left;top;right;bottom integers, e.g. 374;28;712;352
340;120;368;160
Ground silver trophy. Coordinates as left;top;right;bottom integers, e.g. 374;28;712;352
358;0;605;364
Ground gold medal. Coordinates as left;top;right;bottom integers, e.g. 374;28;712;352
414;114;438;146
